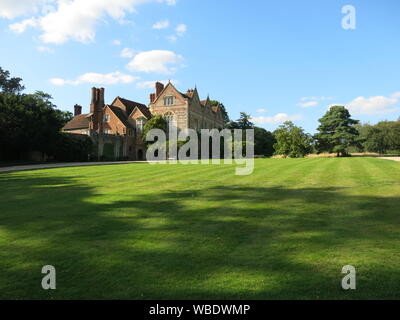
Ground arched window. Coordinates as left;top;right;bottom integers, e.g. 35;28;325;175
164;112;176;127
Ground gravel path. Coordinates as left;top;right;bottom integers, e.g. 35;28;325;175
379;157;400;162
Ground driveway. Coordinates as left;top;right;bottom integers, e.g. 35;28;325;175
0;161;145;173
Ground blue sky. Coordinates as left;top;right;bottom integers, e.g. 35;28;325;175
0;0;399;132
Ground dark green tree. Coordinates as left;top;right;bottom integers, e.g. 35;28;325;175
0;67;25;94
235;112;254;129
142;115;168;143
210;100;230;124
314;106;359;157
254;127;275;156
273;121;312;158
358;120;400;154
0;67;82;161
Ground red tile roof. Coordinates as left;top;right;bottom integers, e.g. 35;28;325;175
63;114;90;130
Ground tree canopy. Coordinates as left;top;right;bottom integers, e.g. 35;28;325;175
273;121;312;158
314;106;359;157
210;100;230;125
0;67;90;162
0;67;25;94
142;115;168;142
357;120;400;154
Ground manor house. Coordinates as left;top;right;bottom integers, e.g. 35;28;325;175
62;82;225;160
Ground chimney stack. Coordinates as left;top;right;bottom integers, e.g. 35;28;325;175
150;93;156;103
91;87;97;105
90;87;105;133
74;104;82;116
99;87;105;105
155;82;164;98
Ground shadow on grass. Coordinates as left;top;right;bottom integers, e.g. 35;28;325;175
0;173;399;299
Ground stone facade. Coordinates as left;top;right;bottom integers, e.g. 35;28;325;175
149;82;225;131
62;82;225;160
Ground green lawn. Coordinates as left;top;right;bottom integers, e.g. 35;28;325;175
0;158;399;300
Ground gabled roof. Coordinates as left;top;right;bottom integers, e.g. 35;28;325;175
107;105;134;128
129;105;152;120
131;104;152;119
152;82;188;104
63;113;90;130
114;97;148;116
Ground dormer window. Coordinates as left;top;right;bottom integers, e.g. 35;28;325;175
164;96;174;106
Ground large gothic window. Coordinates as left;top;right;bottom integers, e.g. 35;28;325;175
164;112;176;127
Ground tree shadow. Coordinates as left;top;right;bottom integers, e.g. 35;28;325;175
0;173;399;299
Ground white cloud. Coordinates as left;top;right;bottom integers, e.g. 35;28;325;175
152;19;169;29
0;0;51;19
251;113;303;125
346;92;400;115
158;0;177;5
166;35;177;42
9;17;38;33
50;71;139;86
127;50;184;74
296;96;334;108
112;39;121;46
297;101;318;108
136;79;179;89
256;109;267;113
120;48;136;58
175;23;186;36
6;0;177;44
166;23;186;42
300;96;334;102
37;45;54;53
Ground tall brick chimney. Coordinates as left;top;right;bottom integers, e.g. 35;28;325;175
74;104;82;116
90;87;105;133
149;93;156;103
155;82;164;98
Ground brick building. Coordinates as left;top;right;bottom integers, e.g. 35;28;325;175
62;82;225;160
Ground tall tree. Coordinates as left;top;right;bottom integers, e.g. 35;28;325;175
0;67;25;94
273;121;312;158
210;100;230;125
254;127;275;156
314;106;359;157
0;67;82;161
235;112;254;129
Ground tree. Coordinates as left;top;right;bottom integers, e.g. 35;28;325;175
0;67;25;94
210;100;230;124
142;115;168;143
0;67;78;161
358;120;400;154
273;121;312;158
235;112;254;129
314;106;359;157
254;127;275;156
0;92;67;160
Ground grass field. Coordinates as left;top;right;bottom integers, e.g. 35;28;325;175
0;158;399;300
